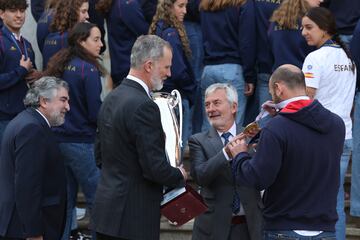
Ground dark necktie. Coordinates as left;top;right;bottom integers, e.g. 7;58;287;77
222;132;241;214
16;38;25;55
221;132;232;145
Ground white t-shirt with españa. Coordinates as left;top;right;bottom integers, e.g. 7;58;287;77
302;42;356;140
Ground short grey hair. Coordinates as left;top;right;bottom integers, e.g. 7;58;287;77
24;76;69;108
205;83;238;105
130;35;172;69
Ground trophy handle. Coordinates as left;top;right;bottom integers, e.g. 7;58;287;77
171;90;183;148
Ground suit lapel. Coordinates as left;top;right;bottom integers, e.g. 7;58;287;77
207;124;243;156
207;126;233;182
236;124;244;135
207;127;223;156
27;108;50;129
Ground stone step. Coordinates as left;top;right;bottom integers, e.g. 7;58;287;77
77;215;360;240
160;217;193;240
346;226;360;240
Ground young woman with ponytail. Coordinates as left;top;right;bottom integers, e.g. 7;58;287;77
301;7;356;240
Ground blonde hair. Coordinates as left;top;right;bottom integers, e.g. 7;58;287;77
271;0;310;29
50;0;88;32
199;0;246;11
149;0;191;58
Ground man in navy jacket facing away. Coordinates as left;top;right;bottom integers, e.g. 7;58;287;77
0;0;36;151
0;77;70;240
228;64;345;240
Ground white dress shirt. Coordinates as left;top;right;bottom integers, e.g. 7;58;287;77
127;75;151;98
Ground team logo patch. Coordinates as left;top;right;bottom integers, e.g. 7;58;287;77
304;72;314;79
307;65;313;70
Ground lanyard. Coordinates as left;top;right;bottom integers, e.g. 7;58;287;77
10;34;28;59
2;26;28;59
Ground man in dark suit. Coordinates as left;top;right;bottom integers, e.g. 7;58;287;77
92;35;187;240
190;83;263;240
0;77;70;240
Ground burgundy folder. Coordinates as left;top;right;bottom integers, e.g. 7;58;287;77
160;184;208;226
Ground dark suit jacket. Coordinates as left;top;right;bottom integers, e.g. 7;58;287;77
92;78;184;239
0;108;66;239
190;125;263;240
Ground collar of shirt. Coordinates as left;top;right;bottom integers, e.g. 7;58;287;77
257;96;310;121
127;75;151;98
35;109;51;127
217;121;236;144
11;32;22;41
276;96;310;109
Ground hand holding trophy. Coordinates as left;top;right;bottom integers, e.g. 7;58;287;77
154;90;207;226
177;164;188;180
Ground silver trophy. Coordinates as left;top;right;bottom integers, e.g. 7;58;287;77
152;90;183;167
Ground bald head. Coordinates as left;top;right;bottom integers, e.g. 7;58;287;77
279;64;302;73
270;64;306;90
269;64;307;103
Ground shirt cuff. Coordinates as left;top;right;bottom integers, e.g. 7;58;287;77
222;147;231;161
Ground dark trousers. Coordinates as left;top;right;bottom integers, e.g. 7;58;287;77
96;232;128;240
228;222;251;240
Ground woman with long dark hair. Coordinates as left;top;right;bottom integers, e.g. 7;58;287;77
44;22;104;240
301;7;356;240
